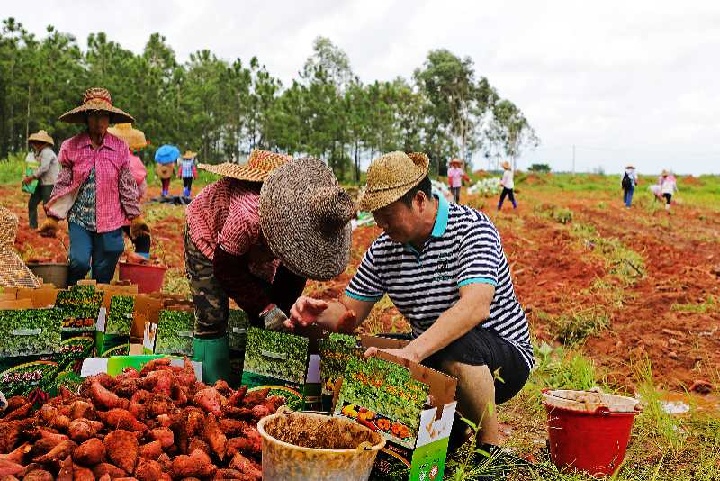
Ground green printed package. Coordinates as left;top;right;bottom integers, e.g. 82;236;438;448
241;327;309;411
228;309;249;387
319;332;362;412
56;285;103;333
0;308;62;357
0;357;59;397
96;295;134;357
153;310;194;356
334;340;458;481
56;335;96;374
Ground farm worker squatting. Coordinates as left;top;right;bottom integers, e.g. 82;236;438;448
184;152;355;383
286;151;534;456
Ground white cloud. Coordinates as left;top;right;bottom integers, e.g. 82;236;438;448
4;0;720;174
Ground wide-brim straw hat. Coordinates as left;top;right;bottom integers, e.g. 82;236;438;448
260;157;355;281
661;169;669;176
59;87;134;124
199;149;291;182
28;130;54;146
0;206;40;288
501;161;511;170
182;150;197;159
358;151;429;212
625;164;635;169
449;158;463;166
107;123;147;150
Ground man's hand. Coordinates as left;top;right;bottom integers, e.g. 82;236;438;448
285;296;328;330
364;345;422;364
38;218;59;238
22;176;34;185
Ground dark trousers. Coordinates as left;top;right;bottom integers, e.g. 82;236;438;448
68;222;124;285
28;185;53;229
160;178;171;195
498;187;517;209
623;187;635;207
450;186;461;203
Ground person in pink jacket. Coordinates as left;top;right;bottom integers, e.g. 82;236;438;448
108;123;151;260
447;158;470;203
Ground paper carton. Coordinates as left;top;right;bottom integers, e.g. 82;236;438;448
143;308;194;356
333;336;457;481
319;332;362;412
81;355;202;380
240;327;310;411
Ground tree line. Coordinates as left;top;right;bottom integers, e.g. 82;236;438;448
0;17;538;182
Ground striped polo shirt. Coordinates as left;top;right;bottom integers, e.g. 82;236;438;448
346;194;534;369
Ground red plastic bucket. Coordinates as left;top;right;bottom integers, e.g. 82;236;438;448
118;262;167;294
543;390;638;477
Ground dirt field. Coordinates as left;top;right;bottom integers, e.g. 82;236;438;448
5;179;719;397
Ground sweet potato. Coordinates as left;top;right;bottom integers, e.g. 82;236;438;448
104;430;139;474
73;438;105;467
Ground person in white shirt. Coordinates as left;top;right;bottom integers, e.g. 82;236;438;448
22;130;59;230
498;161;517;210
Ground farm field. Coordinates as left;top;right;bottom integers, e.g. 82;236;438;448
3;168;719;480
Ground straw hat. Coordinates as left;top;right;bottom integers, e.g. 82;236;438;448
107;123;148;150
0;206;40;288
625;164;634;169
661;169;669;177
199;149;291;182
501;161;511;170
28;130;54;146
182;150;197;160
449;158;463;166
260;157;355;281
357;151;429;212
59;87;134;124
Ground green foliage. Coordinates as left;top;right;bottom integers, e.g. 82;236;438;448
531;342;598;391
552;309;610;346
528;163;551;173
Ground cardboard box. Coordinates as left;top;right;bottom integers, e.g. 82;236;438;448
240;327;310;411
334;336;457;481
143;309;194;356
15;286;60;308
131;294;163;341
95;295;134;357
56;285;103;334
81;355;202;380
319;332;362;412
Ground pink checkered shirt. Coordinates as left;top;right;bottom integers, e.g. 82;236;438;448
186;178;280;282
47;132;140;233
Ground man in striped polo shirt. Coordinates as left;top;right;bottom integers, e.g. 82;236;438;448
287;151;534;454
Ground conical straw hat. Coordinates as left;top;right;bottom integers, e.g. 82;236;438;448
107;123;148;150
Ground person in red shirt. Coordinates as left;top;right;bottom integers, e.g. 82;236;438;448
39;88;148;285
185;152;355;382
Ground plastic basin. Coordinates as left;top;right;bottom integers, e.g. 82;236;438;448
117;262;167;294
26;262;68;288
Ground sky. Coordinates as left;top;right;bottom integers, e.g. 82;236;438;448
4;0;720;175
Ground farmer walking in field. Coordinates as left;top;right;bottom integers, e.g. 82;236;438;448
447;158;469;203
38;87;148;285
22;130;59;230
178;150;198;198
184;152;355;383
286;151;534;462
498;160;517;210
621;163;638;208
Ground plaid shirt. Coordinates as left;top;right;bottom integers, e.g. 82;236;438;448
47;132;140;233
186;178;280;283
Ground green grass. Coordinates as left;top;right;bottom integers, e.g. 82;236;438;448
671;295;718;314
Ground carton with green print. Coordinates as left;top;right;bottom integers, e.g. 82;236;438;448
95;295;134;357
144;308;195;356
334;336;457;481
240;327;310;411
319;332;362;412
0;308;62;397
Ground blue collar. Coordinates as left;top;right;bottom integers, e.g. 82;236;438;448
431;191;449;238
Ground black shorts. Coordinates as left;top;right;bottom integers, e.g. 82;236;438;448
663;193;672;204
422;327;530;405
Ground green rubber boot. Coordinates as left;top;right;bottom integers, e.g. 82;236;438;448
192;336;230;384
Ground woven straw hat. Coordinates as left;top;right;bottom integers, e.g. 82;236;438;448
28;130;54;146
357;151;429;212
449;158;462;166
626;164;635;169
199;149;291;182
260;157;355;280
59;87;134;124
661;169;669;177
107;123;148;150
182;150;197;159
501;160;511;170
0;206;40;288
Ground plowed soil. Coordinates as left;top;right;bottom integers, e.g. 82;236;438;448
4;182;719;392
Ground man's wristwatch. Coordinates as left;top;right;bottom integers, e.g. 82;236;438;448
259;304;288;331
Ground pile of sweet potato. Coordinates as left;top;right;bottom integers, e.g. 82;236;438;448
0;358;284;480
